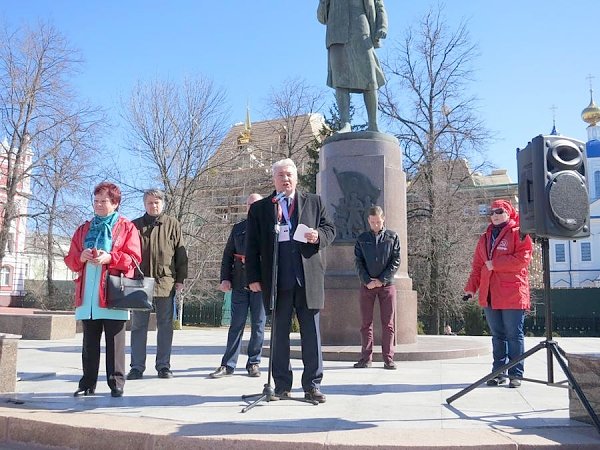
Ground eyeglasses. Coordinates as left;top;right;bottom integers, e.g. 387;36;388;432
489;208;505;216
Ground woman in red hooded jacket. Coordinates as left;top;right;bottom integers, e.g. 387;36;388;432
464;199;533;388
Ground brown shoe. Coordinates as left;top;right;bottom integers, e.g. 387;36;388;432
304;387;326;403
270;390;291;401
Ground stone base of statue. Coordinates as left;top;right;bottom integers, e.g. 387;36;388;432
317;131;418;346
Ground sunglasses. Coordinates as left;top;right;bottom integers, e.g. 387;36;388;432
489;208;505;216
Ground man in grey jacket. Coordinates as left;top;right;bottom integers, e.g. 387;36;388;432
353;206;400;369
127;189;188;380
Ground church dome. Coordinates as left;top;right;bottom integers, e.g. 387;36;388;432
582;90;600;126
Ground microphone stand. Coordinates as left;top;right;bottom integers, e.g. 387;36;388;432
241;200;318;412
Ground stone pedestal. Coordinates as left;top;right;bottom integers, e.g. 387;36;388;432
0;333;20;393
566;353;600;425
318;131;418;346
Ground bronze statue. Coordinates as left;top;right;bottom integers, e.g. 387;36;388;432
317;0;388;133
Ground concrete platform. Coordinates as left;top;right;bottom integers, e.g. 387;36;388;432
1;328;600;449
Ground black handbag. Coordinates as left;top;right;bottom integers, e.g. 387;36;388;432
106;258;154;311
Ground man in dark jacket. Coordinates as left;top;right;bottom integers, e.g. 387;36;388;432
127;189;188;380
210;193;266;379
245;158;335;403
353;206;400;369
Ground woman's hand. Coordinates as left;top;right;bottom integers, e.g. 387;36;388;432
85;249;111;266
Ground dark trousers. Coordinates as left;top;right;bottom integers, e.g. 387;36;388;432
221;288;266;370
359;285;396;364
272;285;323;392
80;319;126;390
130;295;174;372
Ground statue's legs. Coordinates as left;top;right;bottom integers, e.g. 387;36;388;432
336;88;352;133
364;90;379;132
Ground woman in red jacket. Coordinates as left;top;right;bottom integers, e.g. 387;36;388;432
64;182;141;398
464;199;533;388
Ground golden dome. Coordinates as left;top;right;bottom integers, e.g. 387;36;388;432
582;90;600;126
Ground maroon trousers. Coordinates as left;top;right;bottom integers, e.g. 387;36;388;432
359;285;396;364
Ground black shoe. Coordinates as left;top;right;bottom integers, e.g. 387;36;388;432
247;364;261;377
126;369;143;380
353;359;372;368
509;378;522;388
73;387;95;397
110;388;124;398
209;366;233;378
157;368;173;379
384;361;397;370
486;376;508;386
304;387;326;403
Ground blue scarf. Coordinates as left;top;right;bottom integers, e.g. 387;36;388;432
84;212;119;251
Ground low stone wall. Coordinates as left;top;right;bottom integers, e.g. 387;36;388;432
0;334;20;393
566;353;600;425
0;314;75;340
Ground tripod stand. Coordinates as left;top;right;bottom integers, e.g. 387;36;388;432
241;210;318;412
447;237;600;433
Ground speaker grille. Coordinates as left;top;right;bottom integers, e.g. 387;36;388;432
548;172;588;232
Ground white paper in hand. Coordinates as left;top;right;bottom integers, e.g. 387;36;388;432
293;224;311;243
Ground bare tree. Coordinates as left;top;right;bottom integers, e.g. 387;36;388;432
121;76;230;219
0;21;103;271
261;77;327;168
379;6;492;333
121;76;231;323
29;113;102;301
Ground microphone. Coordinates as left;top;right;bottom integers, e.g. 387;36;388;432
272;192;286;203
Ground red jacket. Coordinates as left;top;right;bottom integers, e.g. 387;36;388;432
64;216;142;308
464;218;533;310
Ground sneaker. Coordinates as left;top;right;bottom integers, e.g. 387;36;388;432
209;366;233;378
383;361;397;370
304;387;326;403
157;368;173;379
126;369;143;380
486;376;508;386
247;364;261;377
509;378;522;388
353;359;372;368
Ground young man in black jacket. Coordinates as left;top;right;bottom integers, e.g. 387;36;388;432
353;206;400;369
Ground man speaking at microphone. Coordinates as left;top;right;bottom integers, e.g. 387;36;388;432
245;158;335;403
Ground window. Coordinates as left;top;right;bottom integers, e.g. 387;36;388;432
478;204;488;216
555;244;565;262
0;266;10;286
595;171;600;199
581;242;592;262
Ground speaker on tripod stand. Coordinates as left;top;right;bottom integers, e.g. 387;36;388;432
447;135;600;433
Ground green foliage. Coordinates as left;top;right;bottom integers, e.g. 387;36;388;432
298;102;367;193
417;320;425;335
463;301;489;335
291;313;300;332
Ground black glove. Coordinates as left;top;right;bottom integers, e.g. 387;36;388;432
462;294;472;302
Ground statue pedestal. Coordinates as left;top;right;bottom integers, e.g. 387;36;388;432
318;131;417;346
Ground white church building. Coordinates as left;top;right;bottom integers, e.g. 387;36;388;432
549;89;600;287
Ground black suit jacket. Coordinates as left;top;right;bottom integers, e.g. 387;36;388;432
245;190;336;310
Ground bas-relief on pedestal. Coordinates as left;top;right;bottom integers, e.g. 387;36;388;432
318;131;418;346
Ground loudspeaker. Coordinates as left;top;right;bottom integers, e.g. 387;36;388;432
517;134;590;239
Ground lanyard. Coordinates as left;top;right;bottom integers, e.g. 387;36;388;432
280;197;295;228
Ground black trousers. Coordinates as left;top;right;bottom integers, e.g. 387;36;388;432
79;319;126;391
272;285;323;392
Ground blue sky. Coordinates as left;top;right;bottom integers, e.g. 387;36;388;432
2;0;599;182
